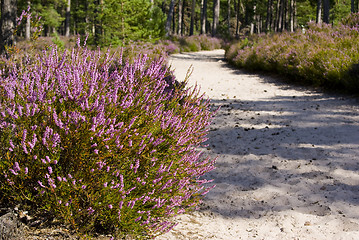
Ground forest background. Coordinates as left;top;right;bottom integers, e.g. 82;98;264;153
1;0;358;50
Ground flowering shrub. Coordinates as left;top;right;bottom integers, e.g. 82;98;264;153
226;22;359;92
341;12;359;28
0;40;215;238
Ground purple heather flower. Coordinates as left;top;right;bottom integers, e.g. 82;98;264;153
108;204;113;209
9;169;18;175
13;162;20;172
38;181;45;188
87;207;95;215
9;140;15;149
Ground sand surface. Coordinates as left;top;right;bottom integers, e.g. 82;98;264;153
157;50;359;239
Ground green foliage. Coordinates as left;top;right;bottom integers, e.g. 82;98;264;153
36;4;65;31
81;0;166;47
51;32;65;50
296;0;317;27
331;0;351;25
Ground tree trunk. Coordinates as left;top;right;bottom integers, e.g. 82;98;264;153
65;0;71;37
178;0;183;35
294;0;297;29
200;0;207;34
227;0;231;36
212;0;220;36
182;0;186;35
316;0;322;24
290;0;295;32
275;0;281;31
190;0;195;35
172;2;176;34
250;4;257;35
265;0;272;32
0;0;17;54
93;0;103;45
277;0;283;31
234;0;241;38
323;0;329;24
165;0;175;36
25;0;30;40
281;0;287;31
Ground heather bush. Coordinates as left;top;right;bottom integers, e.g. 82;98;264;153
341;12;359;28
0;40;215;238
225;22;359;93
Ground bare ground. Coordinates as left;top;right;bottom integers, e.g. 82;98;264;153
157;50;359;240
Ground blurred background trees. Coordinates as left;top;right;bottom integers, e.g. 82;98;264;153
0;0;358;49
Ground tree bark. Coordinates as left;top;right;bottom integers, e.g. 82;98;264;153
165;0;175;36
178;0;183;35
200;0;207;34
250;4;257;34
65;0;71;37
316;0;322;24
212;0;220;36
323;0;329;24
265;0;272;32
0;0;17;54
93;0;103;45
227;0;231;36
190;0;195;35
282;0;287;31
290;0;295;32
275;0;282;32
235;0;240;37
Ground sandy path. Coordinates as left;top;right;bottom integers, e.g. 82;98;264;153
157;50;359;240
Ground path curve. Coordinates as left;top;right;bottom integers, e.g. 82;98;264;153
157;50;359;240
